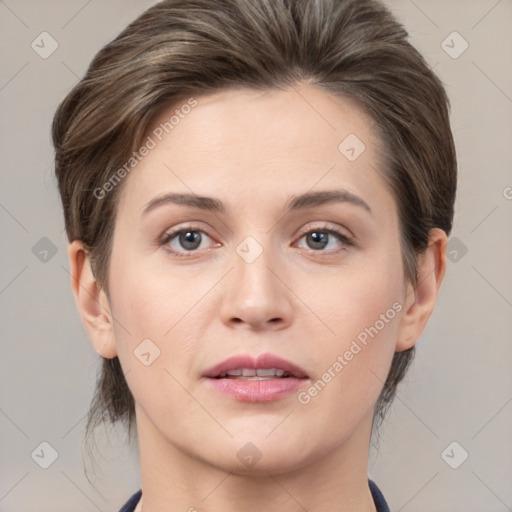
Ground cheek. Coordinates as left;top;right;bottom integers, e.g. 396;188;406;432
300;248;404;406
107;260;206;424
108;252;216;388
297;285;402;436
109;251;197;340
315;253;404;348
326;285;401;386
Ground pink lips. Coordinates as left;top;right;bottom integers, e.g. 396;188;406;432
203;352;310;402
203;353;309;379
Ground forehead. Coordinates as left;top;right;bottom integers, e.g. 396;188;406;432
117;85;392;216
147;85;378;152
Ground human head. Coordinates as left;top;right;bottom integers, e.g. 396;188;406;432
52;0;456;450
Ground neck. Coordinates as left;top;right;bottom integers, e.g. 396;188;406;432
135;408;377;512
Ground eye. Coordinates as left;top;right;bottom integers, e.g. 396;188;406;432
295;225;354;253
160;225;217;257
160;223;354;258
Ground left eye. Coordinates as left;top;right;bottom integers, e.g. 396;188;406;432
295;227;353;252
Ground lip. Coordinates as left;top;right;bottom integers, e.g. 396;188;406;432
203;352;310;403
202;352;309;379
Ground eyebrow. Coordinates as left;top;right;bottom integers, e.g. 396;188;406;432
141;189;372;217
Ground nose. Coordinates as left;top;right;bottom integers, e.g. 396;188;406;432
220;239;294;332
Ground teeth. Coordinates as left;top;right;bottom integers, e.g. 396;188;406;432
219;368;290;378
257;368;283;377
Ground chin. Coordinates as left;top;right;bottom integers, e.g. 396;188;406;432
207;430;321;476
211;449;312;477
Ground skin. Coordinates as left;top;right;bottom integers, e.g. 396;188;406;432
69;85;447;512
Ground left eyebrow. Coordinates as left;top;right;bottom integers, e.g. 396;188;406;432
285;190;372;215
141;189;372;217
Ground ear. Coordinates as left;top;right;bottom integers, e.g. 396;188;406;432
395;228;448;351
68;240;117;358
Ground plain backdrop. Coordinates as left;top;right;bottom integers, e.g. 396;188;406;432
1;1;511;511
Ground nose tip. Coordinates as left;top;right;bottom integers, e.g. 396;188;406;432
230;312;286;330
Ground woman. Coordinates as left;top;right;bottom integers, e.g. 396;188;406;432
52;0;457;510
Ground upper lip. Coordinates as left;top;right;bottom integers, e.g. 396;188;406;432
203;352;309;379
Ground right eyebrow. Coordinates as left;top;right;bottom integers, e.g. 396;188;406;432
142;193;225;217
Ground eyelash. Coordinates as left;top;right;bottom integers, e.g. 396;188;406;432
159;224;354;258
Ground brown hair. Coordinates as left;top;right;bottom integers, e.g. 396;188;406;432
52;0;456;452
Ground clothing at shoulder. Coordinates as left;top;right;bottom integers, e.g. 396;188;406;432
119;489;141;512
119;480;390;512
369;479;391;512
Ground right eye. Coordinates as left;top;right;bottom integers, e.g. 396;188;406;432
160;225;219;257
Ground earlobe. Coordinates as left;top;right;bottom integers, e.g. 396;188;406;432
395;228;448;352
68;240;118;358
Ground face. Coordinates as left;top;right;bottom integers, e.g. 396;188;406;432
105;85;413;474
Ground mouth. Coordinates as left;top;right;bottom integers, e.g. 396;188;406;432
203;352;309;380
203;353;310;402
215;368;297;380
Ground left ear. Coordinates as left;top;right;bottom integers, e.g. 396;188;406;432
396;228;448;351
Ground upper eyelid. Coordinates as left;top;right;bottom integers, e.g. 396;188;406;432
297;223;352;238
161;223;354;250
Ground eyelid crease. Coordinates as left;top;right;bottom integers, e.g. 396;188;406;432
296;222;355;242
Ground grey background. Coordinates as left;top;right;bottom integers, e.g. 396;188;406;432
1;0;511;511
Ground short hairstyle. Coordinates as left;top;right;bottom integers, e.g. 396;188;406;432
52;0;457;446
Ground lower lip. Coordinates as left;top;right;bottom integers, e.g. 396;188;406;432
206;377;308;402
